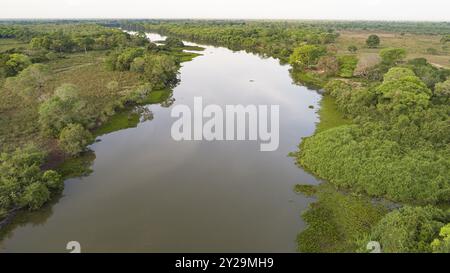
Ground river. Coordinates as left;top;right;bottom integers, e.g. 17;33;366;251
0;33;322;252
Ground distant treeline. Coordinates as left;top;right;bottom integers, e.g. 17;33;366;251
119;20;339;63
3;19;449;36
116;19;450;253
299;20;450;35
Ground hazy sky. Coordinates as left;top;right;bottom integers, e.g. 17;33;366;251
1;0;449;21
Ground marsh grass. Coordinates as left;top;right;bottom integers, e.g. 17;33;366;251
315;95;350;133
296;183;387;252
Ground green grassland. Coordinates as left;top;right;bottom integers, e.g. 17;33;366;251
0;50;143;151
336;30;450;71
314;95;350;133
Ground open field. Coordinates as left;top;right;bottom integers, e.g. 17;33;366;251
335;30;450;71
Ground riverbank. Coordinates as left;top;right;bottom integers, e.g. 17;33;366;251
121;23;395;253
1;21;448;253
130;21;450;253
0;25;203;228
1;29;321;252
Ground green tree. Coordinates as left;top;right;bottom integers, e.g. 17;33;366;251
130;32;150;47
42;170;63;192
380;48;406;66
440;35;450;44
30;35;52;50
289;45;326;69
431;224;450;253
366;35;380;48
382;67;416;81
74;36;95;53
376;67;431;116
142;54;178;87
0;145;61;212
58;123;93;156
4;64;50;99
407;58;448;89
165;37;184;48
20;182;50;210
337;55;358;78
4;53;31;76
105;51;119;71
369;206;448;253
115;48;145;71
38;84;89;136
433;79;450;104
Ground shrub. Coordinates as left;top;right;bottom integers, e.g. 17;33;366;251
407;58;449;89
0;145;61;212
4;53;31;76
337;55;358;78
42;170;63;192
434;79;450;104
298;125;450;204
165;37;184;48
115;48;145;71
289;45;326;69
380;48;406;66
58;123;93;156
376;67;432;116
431;224;450;253
426;48;438;55
20;182;50;210
366;35;380;48
4;63;50;99
141;54;178;87
369;206;449;253
39;84;90;136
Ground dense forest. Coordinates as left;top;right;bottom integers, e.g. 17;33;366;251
0;20;449;253
119;20;450;253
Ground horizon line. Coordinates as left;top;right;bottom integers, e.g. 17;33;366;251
0;18;449;23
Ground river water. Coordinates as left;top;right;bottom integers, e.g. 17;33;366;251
0;33;321;252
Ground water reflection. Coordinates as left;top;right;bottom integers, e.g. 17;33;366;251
0;33;322;253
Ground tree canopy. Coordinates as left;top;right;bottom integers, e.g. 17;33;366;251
366;34;380;48
289;45;326;69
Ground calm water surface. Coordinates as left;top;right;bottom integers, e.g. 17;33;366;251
0;33;322;252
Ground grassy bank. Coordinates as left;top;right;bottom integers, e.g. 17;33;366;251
0;22;202;224
121;20;450;252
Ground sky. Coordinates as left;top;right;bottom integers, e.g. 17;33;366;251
1;0;449;21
